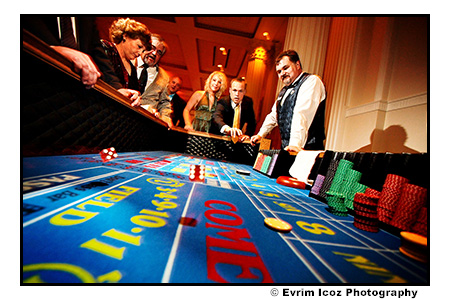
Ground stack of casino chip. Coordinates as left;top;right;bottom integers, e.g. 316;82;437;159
365;187;382;198
325;159;354;216
341;169;363;210
345;182;368;211
328;159;354;192
309;150;334;201
326;191;347;216
377;174;409;224
411;207;427;237
318;158;340;199
389;183;427;231
353;191;381;232
310;174;325;195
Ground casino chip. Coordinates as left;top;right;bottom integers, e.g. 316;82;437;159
264;217;293;233
276;176;307;189
179;217;198;227
236;169;251;176
399;231;428;263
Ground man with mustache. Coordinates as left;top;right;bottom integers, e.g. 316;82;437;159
250;50;326;153
135;34;173;127
212;78;256;143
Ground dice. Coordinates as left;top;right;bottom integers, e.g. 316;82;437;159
189;164;205;182
100;147;118;162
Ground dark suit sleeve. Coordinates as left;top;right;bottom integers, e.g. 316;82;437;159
212;99;229;134
22;16;122;90
77;17;122;90
244;97;257;136
172;94;186;127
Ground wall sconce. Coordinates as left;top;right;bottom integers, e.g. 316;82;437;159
251;46;267;61
263;32;271;40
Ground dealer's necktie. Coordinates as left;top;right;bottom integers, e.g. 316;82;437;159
60;17;78;49
231;104;241;144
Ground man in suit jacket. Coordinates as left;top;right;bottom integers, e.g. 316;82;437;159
212;78;257;142
22;16;121;88
167;76;187;128
136;34;173;127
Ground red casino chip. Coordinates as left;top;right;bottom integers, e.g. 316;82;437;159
354;213;378;225
179;217;198;227
390;183;427;231
276;176;306;189
411;207;427;237
354;192;380;206
365;188;381;197
399;231;428;262
354;219;379;233
353;202;378;214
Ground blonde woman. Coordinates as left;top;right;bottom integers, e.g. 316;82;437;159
183;71;227;132
101;18;151;105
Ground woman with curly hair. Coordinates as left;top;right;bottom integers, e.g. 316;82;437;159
101;18;151;99
183;71;227;133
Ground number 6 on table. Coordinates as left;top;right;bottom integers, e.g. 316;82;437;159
296;221;335;235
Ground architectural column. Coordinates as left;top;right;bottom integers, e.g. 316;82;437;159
283;17;331;77
246;46;268;113
322;17;359;150
269;17;332;149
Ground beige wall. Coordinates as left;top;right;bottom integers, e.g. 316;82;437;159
327;16;428;153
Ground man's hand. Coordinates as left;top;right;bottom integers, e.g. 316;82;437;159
117;89;141;107
147;107;160;118
239;135;250;142
250;134;262;146
284;145;301;154
226;127;243;138
161;116;174;129
51;46;101;88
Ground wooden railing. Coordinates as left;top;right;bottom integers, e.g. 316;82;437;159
22;29;245;143
22;30;255;162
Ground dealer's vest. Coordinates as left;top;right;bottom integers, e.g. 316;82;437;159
277;73;326;150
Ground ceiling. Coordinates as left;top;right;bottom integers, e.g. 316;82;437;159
96;16;288;101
